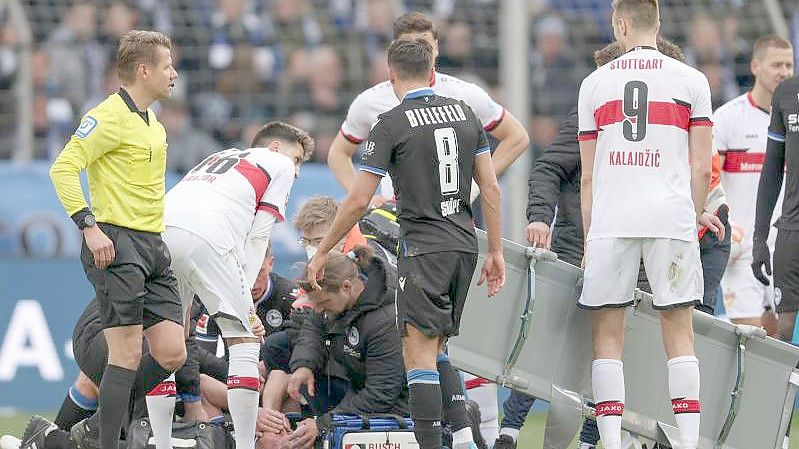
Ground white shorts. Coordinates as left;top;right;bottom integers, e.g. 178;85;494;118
721;255;772;319
579;238;703;309
163;226;255;338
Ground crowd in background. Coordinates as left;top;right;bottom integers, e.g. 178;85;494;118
0;0;792;165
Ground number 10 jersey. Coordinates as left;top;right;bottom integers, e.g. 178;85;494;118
359;88;490;256
577;47;714;242
164;148;295;256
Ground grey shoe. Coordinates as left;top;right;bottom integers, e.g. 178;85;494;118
463;399;488;449
493;434;517;449
19;416;57;449
69;418;99;449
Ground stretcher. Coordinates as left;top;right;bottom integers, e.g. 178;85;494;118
448;231;799;449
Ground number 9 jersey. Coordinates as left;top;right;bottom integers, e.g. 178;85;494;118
164;148;296;256
359;88;490;256
577;46;713;242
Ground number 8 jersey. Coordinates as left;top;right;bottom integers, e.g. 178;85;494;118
577;46;714;242
359;87;490;256
165;148;295;255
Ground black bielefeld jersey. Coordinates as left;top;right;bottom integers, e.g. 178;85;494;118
755;76;799;238
359;88;490;256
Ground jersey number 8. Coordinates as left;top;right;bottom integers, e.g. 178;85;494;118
434;127;460;195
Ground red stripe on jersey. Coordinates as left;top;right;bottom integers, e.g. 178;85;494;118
484;109;507;132
227;376;260;391
595;401;624;417
690;118;713;127
257;202;285;222
578;131;598;141
722;152;765;173
147;381;176;397
340;128;364;144
464;377;492;390
594;100;693;130
235;160;271;201
671;399;700;414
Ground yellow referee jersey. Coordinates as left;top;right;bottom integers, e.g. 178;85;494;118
50;89;168;233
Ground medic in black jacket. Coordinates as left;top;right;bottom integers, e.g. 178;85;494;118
283;246;408;448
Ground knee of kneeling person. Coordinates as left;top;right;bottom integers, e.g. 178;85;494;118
155;344;188;372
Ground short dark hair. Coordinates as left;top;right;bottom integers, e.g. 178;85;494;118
387;38;434;82
250;121;315;162
593;35;683;67
752;34;792;61
393;12;438;40
612;0;659;31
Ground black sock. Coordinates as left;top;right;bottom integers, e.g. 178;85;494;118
54;388;96;430
98;364;137;449
437;355;470;432
408;369;443;449
45;428;77;449
133;353;172;399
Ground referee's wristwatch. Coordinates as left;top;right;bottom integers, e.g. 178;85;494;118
72;208;97;230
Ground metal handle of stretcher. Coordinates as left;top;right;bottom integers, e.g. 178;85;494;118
499;247;557;387
715;325;766;449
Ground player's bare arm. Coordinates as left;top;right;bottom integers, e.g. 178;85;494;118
578;140;596;238
473;151;505;296
305;172;381;289
688;126;713;220
485;111;530;176
327;132;360;192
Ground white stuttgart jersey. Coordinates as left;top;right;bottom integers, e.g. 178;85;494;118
714;92;783;250
578;47;713;241
340;71;505;143
165;148;295;254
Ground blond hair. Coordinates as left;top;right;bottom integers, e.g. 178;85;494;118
116;30;172;83
752;34;792;61
294;196;339;233
612;0;659;31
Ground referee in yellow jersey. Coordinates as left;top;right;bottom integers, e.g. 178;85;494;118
50;30;184;449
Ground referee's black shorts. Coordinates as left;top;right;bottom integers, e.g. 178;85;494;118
397;251;478;338
774;229;799;313
81;223;183;329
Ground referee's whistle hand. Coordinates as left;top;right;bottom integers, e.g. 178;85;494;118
83;226;115;269
478;251;506;297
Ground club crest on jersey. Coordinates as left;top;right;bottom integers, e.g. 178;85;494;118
265;309;283;328
75;116;98;138
195;314;210;335
362;141;375;158
347;326;360;346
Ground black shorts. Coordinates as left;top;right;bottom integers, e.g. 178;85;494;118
397;251;478;338
81;223;182;329
774;229;799;313
72;321;107;387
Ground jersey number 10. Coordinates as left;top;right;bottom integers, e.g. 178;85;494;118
434;127;460;195
623;80;648;142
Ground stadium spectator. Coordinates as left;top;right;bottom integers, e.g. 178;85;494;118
268;0;327;59
46;1;106;114
208;0;277;85
161;98;220;175
437;21;476;76
684;14;739;105
100;2;139;63
530;15;584;120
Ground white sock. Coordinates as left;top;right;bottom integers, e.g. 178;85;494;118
227;343;261;449
592;359;624;449
452;427;474;449
145;373;176;449
465;381;499;444
499;427;519;441
668;355;700;449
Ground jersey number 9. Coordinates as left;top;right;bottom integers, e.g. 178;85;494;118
623;81;648;142
434;127;460;196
